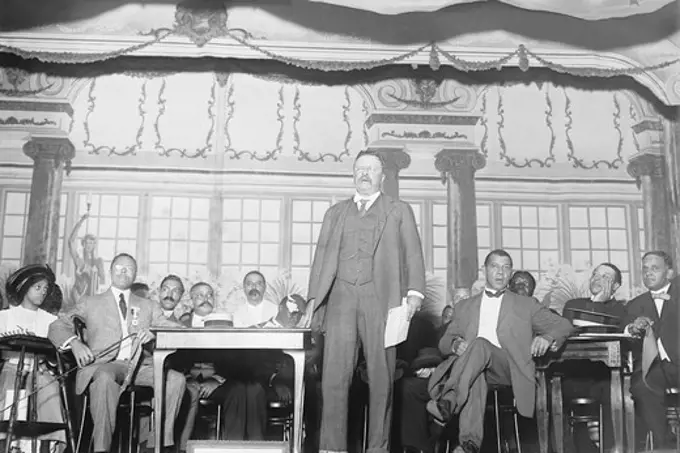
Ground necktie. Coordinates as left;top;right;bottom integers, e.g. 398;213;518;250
484;289;505;299
358;199;369;216
651;291;668;300
119;293;127;320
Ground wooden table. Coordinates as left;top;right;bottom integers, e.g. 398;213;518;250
535;335;635;453
151;328;311;453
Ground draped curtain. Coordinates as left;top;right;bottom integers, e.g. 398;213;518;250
308;0;675;20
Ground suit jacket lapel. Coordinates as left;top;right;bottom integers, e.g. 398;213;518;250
497;291;512;338
372;194;396;254
467;294;482;341
104;289;124;340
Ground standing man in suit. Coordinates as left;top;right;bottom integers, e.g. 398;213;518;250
624;250;679;449
307;150;426;453
428;249;573;453
48;253;186;453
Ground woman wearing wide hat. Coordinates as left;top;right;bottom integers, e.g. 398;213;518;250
0;264;65;452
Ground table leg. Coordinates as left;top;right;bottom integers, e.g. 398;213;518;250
153;350;173;453
536;370;549;453
623;372;635;453
551;374;565;453
610;369;624;453
284;350;306;453
5;347;26;453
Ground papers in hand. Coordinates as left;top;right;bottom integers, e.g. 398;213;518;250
385;298;411;348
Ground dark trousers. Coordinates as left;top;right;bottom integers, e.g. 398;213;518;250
88;361;185;452
449;338;512;448
630;358;679;448
216;380;267;440
320;280;396;453
559;362;613;453
397;377;435;453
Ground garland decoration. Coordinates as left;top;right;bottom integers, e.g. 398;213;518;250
1;24;679;78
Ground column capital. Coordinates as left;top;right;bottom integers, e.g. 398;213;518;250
627;152;665;188
23;137;76;174
434;148;486;183
368;147;411;172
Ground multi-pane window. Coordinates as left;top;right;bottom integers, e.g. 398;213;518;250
1;191;29;268
78;193;138;275
149;196;209;278
432;203;493;282
1;192;68;273
569;206;630;286
432;203;448;281
477;204;492;271
637;207;646;253
290;199;331;291
222;198;281;282
501;205;560;278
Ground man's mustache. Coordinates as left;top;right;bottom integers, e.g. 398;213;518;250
248;289;261;298
162;296;175;302
198;300;213;308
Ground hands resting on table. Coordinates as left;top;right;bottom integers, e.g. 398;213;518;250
452;335;558;358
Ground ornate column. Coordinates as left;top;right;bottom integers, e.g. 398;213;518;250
369;147;411;198
627;153;671;252
665;115;680;268
434;149;486;302
22;137;75;268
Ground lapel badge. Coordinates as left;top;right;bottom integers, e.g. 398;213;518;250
131;306;140;327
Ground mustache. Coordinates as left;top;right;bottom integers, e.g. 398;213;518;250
248;289;261;298
162;296;175;302
198;300;213;308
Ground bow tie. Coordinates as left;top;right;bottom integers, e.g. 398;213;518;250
651;291;670;301
484;289;505;299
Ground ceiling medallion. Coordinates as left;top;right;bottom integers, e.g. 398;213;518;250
173;0;229;47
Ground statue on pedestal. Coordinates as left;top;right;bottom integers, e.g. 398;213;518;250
68;208;105;304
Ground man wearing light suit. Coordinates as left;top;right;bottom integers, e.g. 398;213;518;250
428;249;573;453
308;150;426;453
48;253;186;453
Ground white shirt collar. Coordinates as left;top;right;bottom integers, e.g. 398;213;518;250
353;191;381;205
162;309;175;318
651;283;671;295
110;286;131;302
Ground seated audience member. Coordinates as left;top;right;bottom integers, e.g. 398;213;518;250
139;274;192;451
0;265;65;452
180;282;291;441
427;249;573;453
48;253;185;453
559;263;626;453
508;270;537;299
157;275;185;323
395;313;443;453
130;282;150;299
232;271;278;328
437;305;453;339
624;251;679;450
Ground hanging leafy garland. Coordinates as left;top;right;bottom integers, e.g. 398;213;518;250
0;27;678;78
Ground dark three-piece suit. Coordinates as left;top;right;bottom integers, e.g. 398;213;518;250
624;277;679;446
308;193;426;453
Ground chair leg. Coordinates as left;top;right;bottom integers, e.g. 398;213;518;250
598;405;603;453
362;404;368;453
513;410;522;453
77;393;89;453
216;404;222;441
493;390;502;453
128;391;136;453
